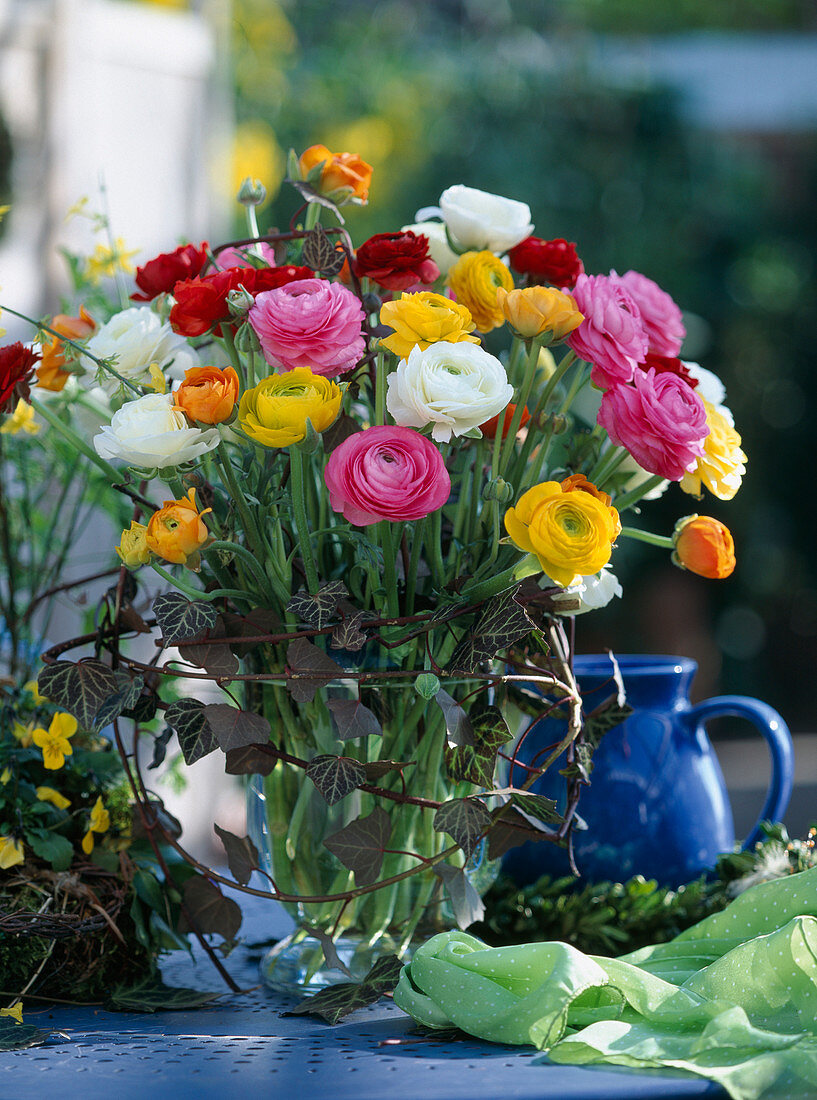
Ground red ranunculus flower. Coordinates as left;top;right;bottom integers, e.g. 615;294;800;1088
354;231;440;292
169;265;313;337
508;237;584;288
0;343;40;411
639;352;698;389
132;242;209;301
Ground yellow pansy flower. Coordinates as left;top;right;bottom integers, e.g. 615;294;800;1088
0;1003;23;1024
0;399;40;436
36;786;71;810
81;796;110;855
86;238;139;283
24;680;44;704
11;721;35;747
0;836;24;869
31;712;78;770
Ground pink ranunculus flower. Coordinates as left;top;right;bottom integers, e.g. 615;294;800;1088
324;425;451;526
597;369;709;482
618;269;686;356
566;273;648;389
249;278;366;376
216;243;278;268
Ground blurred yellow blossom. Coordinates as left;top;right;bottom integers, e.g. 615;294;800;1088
11;721;34;747
81;796;110;855
24;679;44;703
232;122;285;206
0;399;40;436
86;238;139;283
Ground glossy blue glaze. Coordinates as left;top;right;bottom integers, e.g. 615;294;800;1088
502;655;794;887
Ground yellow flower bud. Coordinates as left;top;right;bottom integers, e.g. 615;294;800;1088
496;286;584;341
116;521;151;568
237;368;342;448
447;251;514;332
379;292;479;359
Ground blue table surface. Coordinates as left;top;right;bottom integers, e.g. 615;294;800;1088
1;890;723;1100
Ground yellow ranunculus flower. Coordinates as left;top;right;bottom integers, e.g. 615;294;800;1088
237;368;342;448
116;521;152;568
31;712;77;771
496;286;584;342
0;399;40;436
36;786;72;810
145;489;212;567
81;796;110;855
379;292;479;359
504;481;619;587
447;251;514;333
0;836;24;870
681;399;747;501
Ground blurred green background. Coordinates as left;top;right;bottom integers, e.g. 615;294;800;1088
231;0;817;724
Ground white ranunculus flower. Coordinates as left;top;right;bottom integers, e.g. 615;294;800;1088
93;392;219;469
682;361;726;410
438;185;533;254
401;221;458;277
386;342;513;443
84;306;199;395
551;567;623;616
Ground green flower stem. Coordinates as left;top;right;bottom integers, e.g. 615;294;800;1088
499;336;543;478
445;448;475;570
514;348;580;489
505;334;526;385
589;445;629;487
460;562;519;603
219;325;245;387
288;446;320;593
619;525;674;549
558;358;590;414
614;474;666;513
405;518;425;614
466;437;486;554
304;202;321;231
204;540;280;602
148;562;248;604
216;438;268;566
428;507;445;590
379;521;400;617
374;349;387;426
28;397;122;483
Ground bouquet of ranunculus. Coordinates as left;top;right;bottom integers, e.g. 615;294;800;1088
0;147;745;987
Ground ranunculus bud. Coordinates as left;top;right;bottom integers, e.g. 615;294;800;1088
145;488;212;567
495;286;583;342
237;177;267;206
116;521;151;568
482;477;513;504
673;515;735;579
174;366;240;425
299;145;372;203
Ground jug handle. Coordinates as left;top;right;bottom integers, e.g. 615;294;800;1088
686;696;794;850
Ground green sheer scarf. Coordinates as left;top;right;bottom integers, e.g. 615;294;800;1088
394;867;817;1099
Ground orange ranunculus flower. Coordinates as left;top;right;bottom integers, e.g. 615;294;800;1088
299;144;373;203
145;488;212;567
480;403;531;440
673;515;736;579
496;285;583;341
174;366;239;425
36;307;96;391
560;473;622;538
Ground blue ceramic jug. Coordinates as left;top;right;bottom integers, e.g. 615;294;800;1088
502;654;794;887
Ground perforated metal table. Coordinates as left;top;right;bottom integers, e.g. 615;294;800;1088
2;893;723;1099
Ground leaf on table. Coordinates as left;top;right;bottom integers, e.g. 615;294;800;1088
327;697;382;741
224;743;277;776
37;659;119;732
447;586;534;675
178;875;242;940
165;699;217;765
487;807;554;860
433;798;491;860
0;1017;50;1050
434;864;485;930
214;823;261;886
286;638;345;703
106;977;222;1013
203;704;271;752
153;592;218;646
147;725;175;770
178;616;240;679
445;704;511;788
324;806;391;886
287;581;349;630
282;954;403;1025
434;688;474;748
306;754;367;806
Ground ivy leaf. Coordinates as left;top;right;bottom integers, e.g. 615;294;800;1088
147;726;175;770
327;698;382;741
203;704;271;752
487;807;554;860
130;798;183;841
221;608;282;657
287;581;349;630
330;611;368;652
322;413;360;454
95;672;145;730
178;875;242;940
447;586;534;674
324;806;391;886
165;699;217;765
283;954;402;1025
306;754;367;806
363;759;412;782
445;704;511;788
583;694;634;748
433;798;491;860
434;688;474;748
224;743;276;776
286;638;345;703
0;1017;50;1051
37;659;119;732
560;741;596;783
123;689;158;724
153;592;217;646
301;221;347;271
106;978;221;1013
434;864;485;930
178;616;240;679
214;823;260;886
509;791;563;827
287;182;346;225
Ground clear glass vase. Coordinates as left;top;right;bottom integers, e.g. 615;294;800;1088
245;675;497;994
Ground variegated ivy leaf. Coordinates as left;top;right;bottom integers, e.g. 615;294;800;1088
38;659;119;732
444;704;511;788
306;754;367;806
153;592;217;646
95;672;145;731
214;823;261;886
434;689;474;748
433;798;491;860
447;585;534;674
164;699;217;765
286;581;349;630
327;698;382;741
202;704;271;753
224;743;276;776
